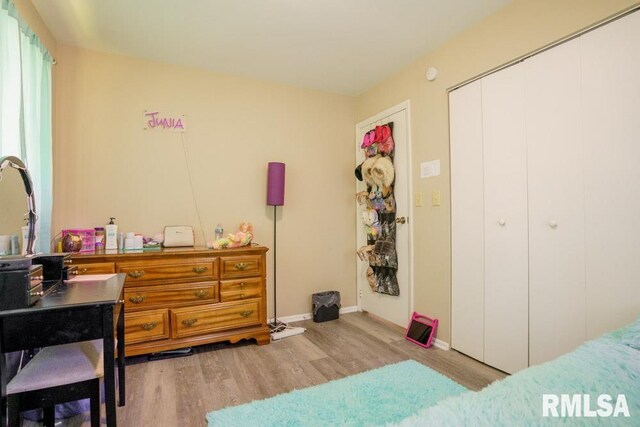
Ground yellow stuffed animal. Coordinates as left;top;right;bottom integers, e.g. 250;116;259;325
208;222;254;249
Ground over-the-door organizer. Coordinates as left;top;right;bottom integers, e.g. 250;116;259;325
356;123;399;296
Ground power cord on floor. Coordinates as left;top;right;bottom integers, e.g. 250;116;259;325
180;131;207;245
269;320;288;334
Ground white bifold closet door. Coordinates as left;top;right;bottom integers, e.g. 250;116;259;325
524;39;586;366
481;64;529;374
581;11;640;339
451;9;640;374
450;80;484;362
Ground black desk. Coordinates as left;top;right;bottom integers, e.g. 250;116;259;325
0;274;125;427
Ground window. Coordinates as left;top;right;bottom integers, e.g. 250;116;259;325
0;0;53;252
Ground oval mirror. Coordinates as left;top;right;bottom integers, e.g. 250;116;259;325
0;156;36;256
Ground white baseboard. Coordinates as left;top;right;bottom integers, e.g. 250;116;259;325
270;305;359;324
340;305;359;314
433;338;450;351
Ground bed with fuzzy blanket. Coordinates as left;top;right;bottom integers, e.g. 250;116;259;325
397;318;640;426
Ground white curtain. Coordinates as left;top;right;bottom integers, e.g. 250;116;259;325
0;0;53;253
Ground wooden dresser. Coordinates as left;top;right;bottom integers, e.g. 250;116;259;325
70;245;270;356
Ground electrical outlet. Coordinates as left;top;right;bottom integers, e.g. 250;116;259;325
414;192;423;207
431;190;441;206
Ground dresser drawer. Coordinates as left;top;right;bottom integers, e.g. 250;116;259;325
118;258;217;285
220;278;262;302
125;309;170;344
220;255;262;279
170;301;260;339
125;282;218;311
74;262;116;275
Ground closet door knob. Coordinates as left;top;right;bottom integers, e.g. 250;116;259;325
549;220;558;228
498;219;506;226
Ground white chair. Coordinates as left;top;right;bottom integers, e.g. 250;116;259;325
6;340;103;427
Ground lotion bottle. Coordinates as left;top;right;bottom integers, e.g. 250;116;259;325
105;217;118;250
21;220;30;255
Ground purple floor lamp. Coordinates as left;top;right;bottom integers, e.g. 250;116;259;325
267;162;286;333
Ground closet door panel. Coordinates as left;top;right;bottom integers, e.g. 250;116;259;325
581;11;640;339
482;64;529;374
524;40;586;365
450;80;484;362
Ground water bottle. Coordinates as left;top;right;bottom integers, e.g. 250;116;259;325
215;224;224;240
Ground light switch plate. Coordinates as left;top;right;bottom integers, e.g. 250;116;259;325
431;190;441;206
414;192;423;207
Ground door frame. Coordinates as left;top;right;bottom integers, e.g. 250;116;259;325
354;100;414;321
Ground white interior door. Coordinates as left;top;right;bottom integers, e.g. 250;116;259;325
355;101;412;327
525;39;586;366
581;11;640;339
450;80;485;362
482;64;529;374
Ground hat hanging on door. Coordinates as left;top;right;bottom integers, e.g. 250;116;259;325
361;155;380;186
378;126;395;154
370;156;395;188
354;163;363;181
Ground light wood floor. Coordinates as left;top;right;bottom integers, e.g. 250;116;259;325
24;312;506;426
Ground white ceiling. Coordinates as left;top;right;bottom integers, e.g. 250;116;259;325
32;0;511;95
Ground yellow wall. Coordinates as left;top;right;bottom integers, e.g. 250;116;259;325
15;0;640;332
53;45;357;317
356;0;640;343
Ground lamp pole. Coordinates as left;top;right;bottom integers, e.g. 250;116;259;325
272;204;278;331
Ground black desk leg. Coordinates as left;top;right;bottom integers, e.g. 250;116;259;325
0;319;6;427
117;303;125;406
0;395;5;427
103;307;116;427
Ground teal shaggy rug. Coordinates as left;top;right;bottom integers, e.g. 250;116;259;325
397;319;640;426
206;360;466;426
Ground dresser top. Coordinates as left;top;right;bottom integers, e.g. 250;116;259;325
69;244;268;261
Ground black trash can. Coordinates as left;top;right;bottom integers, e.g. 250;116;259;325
312;291;341;323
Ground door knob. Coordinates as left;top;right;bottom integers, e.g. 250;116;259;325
395;217;407;224
549;220;558;228
498;219;506;226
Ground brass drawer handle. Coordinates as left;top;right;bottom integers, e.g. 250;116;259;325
80;268;88;273
239;282;245;288
234;262;248;271
182;318;198;327
141;322;157;331
194;289;208;299
240;310;253;318
192;266;208;274
127;270;145;279
129;295;146;304
240;293;245;298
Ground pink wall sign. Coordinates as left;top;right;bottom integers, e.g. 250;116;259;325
143;111;186;132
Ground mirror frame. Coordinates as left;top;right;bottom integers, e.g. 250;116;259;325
0;156;37;255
